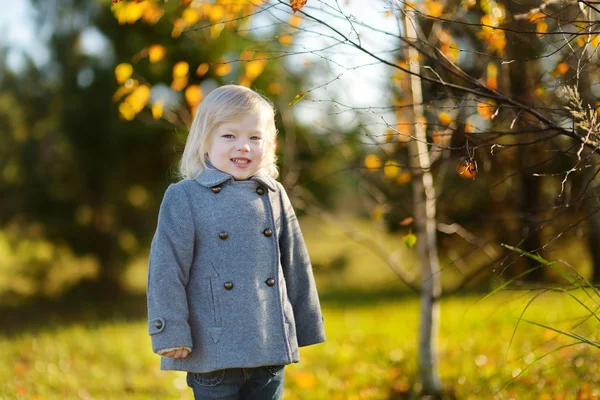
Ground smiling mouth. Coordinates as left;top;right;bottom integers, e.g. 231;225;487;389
231;158;250;165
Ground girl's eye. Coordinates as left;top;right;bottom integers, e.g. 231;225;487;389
251;136;262;140
223;134;235;139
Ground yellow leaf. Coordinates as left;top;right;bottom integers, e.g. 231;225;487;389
196;63;209;77
477;101;495;119
290;0;307;13
125;84;151;113
171;77;188;91
148;45;166;63
364;154;382;170
207;4;225;22
172;18;186;38
182;7;200;25
115;63;133;84
142;4;164;24
210;22;225;39
403;232;417;248
113;2;147;25
425;1;443;17
288;93;305;106
173;61;190;78
384;160;399;179
278;34;294;46
238;76;252;88
112;83;137;102
245;59;266;80
213;62;232;77
151;101;164;120
185;85;203;108
119;102;136;121
289;14;302;28
438;112;452;126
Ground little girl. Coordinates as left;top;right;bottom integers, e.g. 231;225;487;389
147;85;326;399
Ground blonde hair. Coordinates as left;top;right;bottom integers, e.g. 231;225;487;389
179;85;279;180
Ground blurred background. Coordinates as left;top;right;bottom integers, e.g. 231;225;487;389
2;0;600;399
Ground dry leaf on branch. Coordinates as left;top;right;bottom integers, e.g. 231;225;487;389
290;0;307;13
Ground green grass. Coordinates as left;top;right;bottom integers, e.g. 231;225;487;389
3;217;600;399
2;290;600;400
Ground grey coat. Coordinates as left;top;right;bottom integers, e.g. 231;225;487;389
147;167;326;373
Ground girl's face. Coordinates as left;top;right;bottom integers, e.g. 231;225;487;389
206;112;267;180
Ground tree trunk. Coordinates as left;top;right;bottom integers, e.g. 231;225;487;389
405;9;443;397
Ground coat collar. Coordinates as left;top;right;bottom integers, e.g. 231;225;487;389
193;162;277;192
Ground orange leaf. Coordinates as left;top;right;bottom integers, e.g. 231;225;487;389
400;217;414;226
290;0;307;13
196;63;209;77
438;112;452;126
456;157;477;180
288;93;305;106
477;101;495;119
396;172;412;184
556;62;569;76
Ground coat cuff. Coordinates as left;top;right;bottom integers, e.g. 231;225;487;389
148;318;193;352
297;316;326;347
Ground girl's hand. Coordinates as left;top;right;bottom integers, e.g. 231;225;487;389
163;348;190;358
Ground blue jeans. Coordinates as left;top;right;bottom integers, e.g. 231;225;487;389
186;366;285;400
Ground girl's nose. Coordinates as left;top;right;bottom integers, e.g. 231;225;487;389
237;142;251;152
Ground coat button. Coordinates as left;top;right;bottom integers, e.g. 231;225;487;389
265;278;275;287
224;282;233;290
155;320;163;329
212;186;221;194
256;186;265;195
219;232;228;240
263;228;273;237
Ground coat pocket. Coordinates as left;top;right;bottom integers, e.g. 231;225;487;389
203;263;222;328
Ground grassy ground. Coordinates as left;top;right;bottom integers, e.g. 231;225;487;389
2;289;600;400
2;217;600;399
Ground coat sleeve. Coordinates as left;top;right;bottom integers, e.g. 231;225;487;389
147;183;195;354
278;186;326;347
